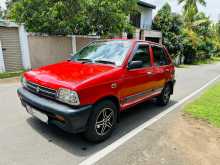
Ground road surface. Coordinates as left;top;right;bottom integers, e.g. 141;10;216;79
0;62;220;165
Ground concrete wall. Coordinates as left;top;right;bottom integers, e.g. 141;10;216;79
75;36;98;51
28;35;72;68
143;30;162;43
0;23;99;71
28;35;99;68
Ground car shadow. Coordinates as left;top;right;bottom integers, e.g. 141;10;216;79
26;99;177;157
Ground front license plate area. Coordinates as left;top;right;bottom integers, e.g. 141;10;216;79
26;105;48;123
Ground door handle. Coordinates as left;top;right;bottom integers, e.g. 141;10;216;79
147;71;153;76
165;69;170;73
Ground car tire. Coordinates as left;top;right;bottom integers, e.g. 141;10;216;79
83;100;117;142
157;84;171;106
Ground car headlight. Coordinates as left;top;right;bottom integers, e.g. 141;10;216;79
57;88;80;106
21;76;27;87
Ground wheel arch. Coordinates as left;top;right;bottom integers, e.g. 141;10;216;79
93;95;121;122
165;80;175;95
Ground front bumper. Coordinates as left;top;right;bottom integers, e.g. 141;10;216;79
17;87;92;133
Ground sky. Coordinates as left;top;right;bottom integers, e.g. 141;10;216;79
1;0;220;22
144;0;220;22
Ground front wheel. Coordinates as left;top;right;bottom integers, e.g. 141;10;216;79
157;84;172;106
83;100;117;142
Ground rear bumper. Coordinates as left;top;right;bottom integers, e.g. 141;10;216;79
17;87;92;133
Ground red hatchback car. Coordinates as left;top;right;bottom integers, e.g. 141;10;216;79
18;39;175;142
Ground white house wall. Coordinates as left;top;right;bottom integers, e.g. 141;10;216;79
19;25;31;69
139;6;153;30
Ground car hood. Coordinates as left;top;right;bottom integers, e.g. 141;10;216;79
24;61;116;90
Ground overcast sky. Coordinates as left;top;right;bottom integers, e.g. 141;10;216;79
1;0;220;22
144;0;220;22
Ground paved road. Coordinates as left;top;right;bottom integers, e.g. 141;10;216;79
0;63;220;165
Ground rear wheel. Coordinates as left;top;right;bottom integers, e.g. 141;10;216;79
157;84;171;106
83;100;117;142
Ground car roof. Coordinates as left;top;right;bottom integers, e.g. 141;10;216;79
107;38;163;47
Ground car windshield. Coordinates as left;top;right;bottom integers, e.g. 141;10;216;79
71;40;131;66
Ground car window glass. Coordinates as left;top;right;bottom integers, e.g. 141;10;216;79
71;40;131;66
131;45;151;68
152;46;169;66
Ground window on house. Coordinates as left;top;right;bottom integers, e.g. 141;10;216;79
130;12;141;28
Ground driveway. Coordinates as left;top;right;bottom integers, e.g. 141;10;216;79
0;63;220;165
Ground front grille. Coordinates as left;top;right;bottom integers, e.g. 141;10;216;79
26;81;57;99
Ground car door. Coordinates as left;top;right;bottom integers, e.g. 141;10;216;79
120;43;155;109
151;45;172;94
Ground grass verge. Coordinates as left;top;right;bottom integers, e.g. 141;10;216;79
184;82;220;127
192;56;220;65
0;70;24;79
176;56;220;67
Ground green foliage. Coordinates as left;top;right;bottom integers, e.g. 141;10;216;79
152;3;184;58
176;0;219;64
0;6;3;18
182;11;214;63
9;0;87;34
212;23;220;56
178;0;206;14
8;0;137;36
6;0;20;9
6;0;220;64
85;0;137;37
154;1;220;64
0;70;24;79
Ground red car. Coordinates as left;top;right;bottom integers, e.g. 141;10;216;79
18;39;175;142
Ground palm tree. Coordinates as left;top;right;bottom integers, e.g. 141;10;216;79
178;0;206;14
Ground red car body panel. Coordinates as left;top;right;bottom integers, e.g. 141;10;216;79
23;40;175;112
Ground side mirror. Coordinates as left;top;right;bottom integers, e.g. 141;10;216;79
128;61;143;70
68;53;75;61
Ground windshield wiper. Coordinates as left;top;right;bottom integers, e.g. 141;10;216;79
95;60;116;65
77;58;93;63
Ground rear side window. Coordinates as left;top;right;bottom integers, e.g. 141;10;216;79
152;46;169;66
131;45;151;67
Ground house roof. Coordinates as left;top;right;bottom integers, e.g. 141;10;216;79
138;0;156;9
0;19;19;28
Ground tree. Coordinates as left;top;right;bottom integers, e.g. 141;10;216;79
210;23;220;56
152;3;184;60
0;6;3;18
179;0;206;29
6;0;20;9
177;0;215;64
9;0;87;34
85;0;137;37
178;0;206;14
182;10;215;63
8;0;138;36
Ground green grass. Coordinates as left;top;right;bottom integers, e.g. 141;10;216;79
211;56;220;62
0;70;24;79
184;82;220;127
192;59;214;65
192;56;220;65
176;56;220;67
